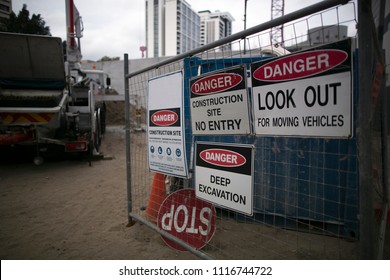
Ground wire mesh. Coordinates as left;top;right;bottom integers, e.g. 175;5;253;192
125;2;370;259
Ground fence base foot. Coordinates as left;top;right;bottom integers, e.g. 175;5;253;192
126;220;137;227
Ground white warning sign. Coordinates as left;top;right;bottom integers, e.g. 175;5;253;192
195;142;254;215
190;66;251;135
251;39;353;138
147;71;188;178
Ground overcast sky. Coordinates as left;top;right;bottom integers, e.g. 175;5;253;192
11;0;355;61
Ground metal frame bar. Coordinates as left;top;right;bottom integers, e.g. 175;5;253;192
129;213;213;259
124;54;134;225
125;0;349;79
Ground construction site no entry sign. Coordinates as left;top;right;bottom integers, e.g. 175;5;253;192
190;66;251;135
147;71;188;178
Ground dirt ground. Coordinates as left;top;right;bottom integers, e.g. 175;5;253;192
1;101;389;260
0;127;196;260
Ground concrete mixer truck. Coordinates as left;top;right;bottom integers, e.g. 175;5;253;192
0;0;109;164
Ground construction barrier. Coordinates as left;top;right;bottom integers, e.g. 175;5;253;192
124;1;388;259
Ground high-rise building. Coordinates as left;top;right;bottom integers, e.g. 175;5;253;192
0;0;12;21
145;0;200;58
199;10;234;50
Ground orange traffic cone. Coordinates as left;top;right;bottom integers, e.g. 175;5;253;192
146;173;167;224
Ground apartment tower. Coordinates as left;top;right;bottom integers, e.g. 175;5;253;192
199;10;234;49
145;0;200;58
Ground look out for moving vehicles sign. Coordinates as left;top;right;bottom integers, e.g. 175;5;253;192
190;66;251;135
251;39;352;137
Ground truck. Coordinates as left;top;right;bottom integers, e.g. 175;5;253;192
0;0;109;164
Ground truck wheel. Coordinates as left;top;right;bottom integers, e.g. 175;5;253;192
33;156;44;166
100;103;106;134
94;110;102;152
97;107;103;143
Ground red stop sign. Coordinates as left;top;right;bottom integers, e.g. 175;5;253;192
157;188;216;251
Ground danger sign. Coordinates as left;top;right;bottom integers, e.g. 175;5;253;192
195;142;254;215
190;66;251;135
157;188;216;251
147;71;188;178
150;109;179;126
251;39;352;138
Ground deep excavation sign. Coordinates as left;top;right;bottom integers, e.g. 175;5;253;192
195;142;254;215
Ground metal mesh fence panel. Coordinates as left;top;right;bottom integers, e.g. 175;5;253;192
123;1;387;259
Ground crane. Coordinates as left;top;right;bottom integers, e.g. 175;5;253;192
270;0;285;46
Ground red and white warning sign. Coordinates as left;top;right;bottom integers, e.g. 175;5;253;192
251;39;353;138
150;109;179;126
157;188;216;251
190;66;251;135
195;142;254;215
147;71;188;178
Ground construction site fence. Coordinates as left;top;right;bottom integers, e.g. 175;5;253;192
124;0;388;259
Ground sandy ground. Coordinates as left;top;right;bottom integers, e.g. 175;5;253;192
0;100;389;259
0;127;196;260
0;128;376;260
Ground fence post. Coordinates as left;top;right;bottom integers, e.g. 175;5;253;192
358;0;376;259
124;53;134;226
378;0;389;260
